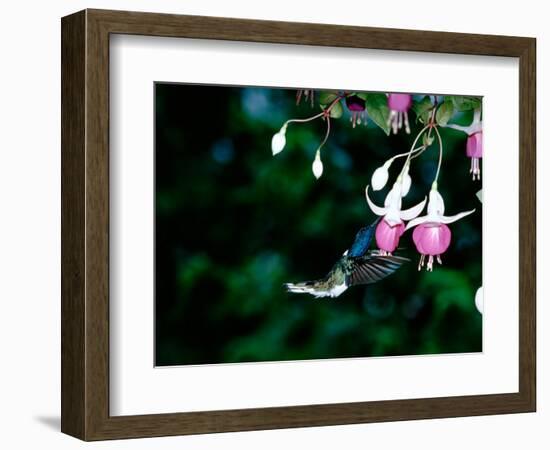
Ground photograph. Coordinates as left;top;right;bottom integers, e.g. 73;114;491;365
154;84;483;367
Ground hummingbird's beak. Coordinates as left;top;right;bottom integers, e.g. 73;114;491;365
370;216;382;228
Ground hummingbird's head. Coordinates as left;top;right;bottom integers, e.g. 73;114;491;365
355;222;378;247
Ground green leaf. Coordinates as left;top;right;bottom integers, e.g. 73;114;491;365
451;96;482;112
355;92;368;101
366;93;390;135
412;96;434;124
328;101;343;119
318;91;339;105
435;99;454;126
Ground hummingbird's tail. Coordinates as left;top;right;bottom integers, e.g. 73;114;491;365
284;279;346;298
284;281;317;294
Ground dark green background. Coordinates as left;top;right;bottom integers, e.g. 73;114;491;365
155;84;482;366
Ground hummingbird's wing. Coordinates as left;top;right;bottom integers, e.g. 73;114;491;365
346;254;409;286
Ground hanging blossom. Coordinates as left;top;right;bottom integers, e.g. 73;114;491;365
405;186;475;271
446;108;483;180
366;182;426;255
271;123;288;155
387;93;412;135
370;132;430;195
271;96;342;179
467;131;483;180
312;150;323;179
345;94;367;128
371;158;413;196
365;123;435;254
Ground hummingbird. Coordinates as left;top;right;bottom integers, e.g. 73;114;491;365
284;219;409;298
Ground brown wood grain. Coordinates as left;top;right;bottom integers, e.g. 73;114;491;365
61;8;536;441
61;10;86;438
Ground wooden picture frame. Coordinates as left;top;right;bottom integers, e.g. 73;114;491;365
61;9;536;441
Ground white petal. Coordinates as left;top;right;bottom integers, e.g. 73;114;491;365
384;210;403;226
365;185;387;216
384;182;403;209
401;172;412;197
400;197;427;221
404;214;430;231
475;287;483;314
469;122;483;135
312;152;323;179
427;189;445;216
439;209;476;224
271;132;286;155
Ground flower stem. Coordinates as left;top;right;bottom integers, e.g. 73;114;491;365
388;144;427;163
284;95;342;127
432;124;444;184
399;124;431;177
410;110;437;161
318;115;331;153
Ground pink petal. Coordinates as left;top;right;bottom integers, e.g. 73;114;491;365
375;219;405;252
388;94;412;112
466;131;483;158
412;222;451;256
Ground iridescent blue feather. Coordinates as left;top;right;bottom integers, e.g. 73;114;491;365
347;218;379;257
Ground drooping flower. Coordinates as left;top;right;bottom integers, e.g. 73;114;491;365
405;188;475;271
312;150;323;179
371;160;392;191
366;182;426;255
345;94;367;128
446;108;482;181
467;131;483;180
271;124;287;155
387;94;412;134
412;223;451;271
370;159;412;196
375;219;405;253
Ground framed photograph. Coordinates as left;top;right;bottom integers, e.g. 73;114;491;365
61;9;536;441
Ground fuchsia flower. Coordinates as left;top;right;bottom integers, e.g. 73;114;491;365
387;94;412;134
446;108;482;182
375;219;405;253
412;223;451;271
345;94;367;128
466;131;483;180
366;182;426;255
405;188;475;271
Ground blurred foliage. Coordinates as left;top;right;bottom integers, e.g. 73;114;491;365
155;84;482;366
